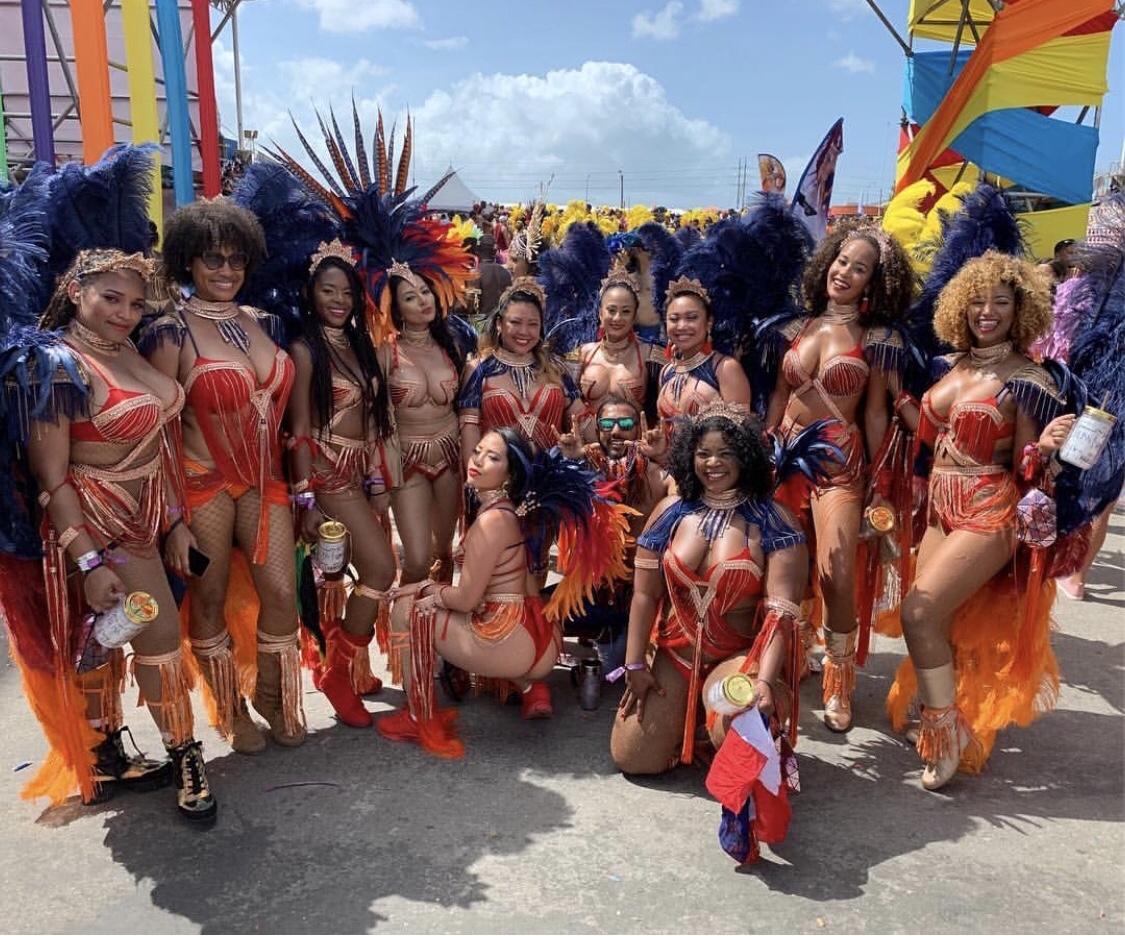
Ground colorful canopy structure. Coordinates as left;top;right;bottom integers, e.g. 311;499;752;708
876;0;1121;257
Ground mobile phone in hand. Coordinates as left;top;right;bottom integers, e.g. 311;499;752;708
187;545;211;578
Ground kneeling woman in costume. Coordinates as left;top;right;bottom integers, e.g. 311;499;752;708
377;427;628;757
288;243;400;729
8;250;215;823
610;405;807;774
889;251;1075;791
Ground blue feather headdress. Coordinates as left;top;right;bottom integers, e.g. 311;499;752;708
537;221;609;353
230;160;342;342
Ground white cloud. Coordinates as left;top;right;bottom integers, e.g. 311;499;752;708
290;0;420;33
833;52;875;74
632;1;684;40
696;0;737;21
409;62;730;206
828;0;867;20
423;36;469;51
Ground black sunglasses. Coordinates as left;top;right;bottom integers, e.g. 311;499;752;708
200;251;249;271
597;416;637;431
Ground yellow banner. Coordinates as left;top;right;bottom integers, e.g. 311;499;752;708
908;0;997;44
1018;204;1091;260
121;0;162;239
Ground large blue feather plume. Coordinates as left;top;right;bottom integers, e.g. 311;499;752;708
231;160;342;341
537;221;608;353
0;163;52;335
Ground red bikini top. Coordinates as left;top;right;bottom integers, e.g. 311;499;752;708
662;547;764;659
69;350;184;445
782;329;870;398
918;391;1015;467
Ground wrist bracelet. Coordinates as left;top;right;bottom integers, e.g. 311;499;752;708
606;661;649;682
166;516;184;535
292;491;317;508
291;479;311;495
75;550;104;575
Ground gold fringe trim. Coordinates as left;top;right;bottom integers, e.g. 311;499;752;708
132;649;194;746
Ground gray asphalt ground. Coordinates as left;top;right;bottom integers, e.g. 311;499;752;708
1;510;1122;935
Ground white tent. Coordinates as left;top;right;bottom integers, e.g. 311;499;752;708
424;166;479;214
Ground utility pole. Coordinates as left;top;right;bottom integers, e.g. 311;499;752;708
619;169;624;209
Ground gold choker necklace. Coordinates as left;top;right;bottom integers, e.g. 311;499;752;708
324;325;350;349
400;327;433;347
668;349;710;401
600;334;634;357
968;340;1013;368
476;488;511;510
823;301;860;325
67;319;121;355
494;349;538;401
697;489;749;545
185;295;251;355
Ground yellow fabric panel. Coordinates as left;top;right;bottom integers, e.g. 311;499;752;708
929;164;1014;192
908;0;996;44
897;32;1112;184
1018;204;1091;260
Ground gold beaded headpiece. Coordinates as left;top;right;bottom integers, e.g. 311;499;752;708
386;258;424;289
40;248;156;328
499;275;547;311
692;399;752;425
665;275;710;307
599;258;641;301
844;225;893;267
307;238;356;275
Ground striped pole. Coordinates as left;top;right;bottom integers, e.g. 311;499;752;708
121;0;163;235
69;0;115;164
154;0;194;206
190;0;221;196
19;0;55;165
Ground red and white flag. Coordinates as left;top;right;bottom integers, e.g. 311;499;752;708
706;709;791;845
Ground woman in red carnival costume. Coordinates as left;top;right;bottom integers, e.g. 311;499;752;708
655;276;752;437
143;200;306;754
889;251;1075;790
458;278;586;717
387;266;467;587
574;262;663;440
6;249;216;823
765;222;914;733
287;242;400;728
377;427;628;756
610;404;808;861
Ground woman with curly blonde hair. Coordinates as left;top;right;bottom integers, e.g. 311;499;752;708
890;250;1075;791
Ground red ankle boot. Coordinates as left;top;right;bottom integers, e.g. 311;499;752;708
521;680;553;719
320;630;374;728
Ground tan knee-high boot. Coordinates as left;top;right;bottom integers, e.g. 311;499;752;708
190;632;265;755
252;630;307;747
915;662;972;791
822;628;856;732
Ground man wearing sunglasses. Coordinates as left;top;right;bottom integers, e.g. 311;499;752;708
554;397;668;673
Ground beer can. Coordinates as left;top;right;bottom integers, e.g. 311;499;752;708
865;505;896;535
1059;405;1117;471
94;591;159;648
706;672;757;717
316;520;349;574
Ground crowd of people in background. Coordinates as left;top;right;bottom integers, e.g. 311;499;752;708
1;140;1119;868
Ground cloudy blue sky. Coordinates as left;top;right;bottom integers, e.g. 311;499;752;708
211;0;1124;209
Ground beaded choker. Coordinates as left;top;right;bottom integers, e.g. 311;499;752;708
823;302;860;325
185;296;251;355
600;334;634;358
697;489;748;545
968;340;1013;369
494;349;538;401
67;319;121;356
323;325;351;349
476;488;511;510
399;327;433;348
668;349;710;401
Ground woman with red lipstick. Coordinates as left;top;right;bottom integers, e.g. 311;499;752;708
386;268;466;589
287;243;399;729
143;200;306;755
765;222;914;735
459;278;587;717
887;251;1074;790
